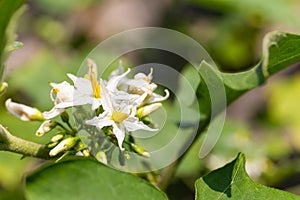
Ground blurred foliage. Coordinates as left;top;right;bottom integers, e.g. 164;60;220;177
31;0;97;16
165;0;300;71
0;0;300;199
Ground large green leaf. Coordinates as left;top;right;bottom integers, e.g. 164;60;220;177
195;153;300;200
25;159;168;200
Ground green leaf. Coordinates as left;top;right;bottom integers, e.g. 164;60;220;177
0;0;25;80
197;31;300;123
25;159;168;200
195;153;300;200
223;31;300;101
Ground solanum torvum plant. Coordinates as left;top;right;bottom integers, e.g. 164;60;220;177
1;1;300;200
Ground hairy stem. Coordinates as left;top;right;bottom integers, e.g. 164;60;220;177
0;124;51;159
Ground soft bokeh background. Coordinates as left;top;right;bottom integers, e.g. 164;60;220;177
1;0;300;199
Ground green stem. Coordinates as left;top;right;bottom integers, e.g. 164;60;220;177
66;121;77;135
57;122;74;136
0;124;51;159
156;118;210;190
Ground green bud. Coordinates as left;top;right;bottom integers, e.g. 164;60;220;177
82;149;90;157
6;41;23;52
131;143;150;158
36;120;57;137
49;137;79;157
48;142;59;148
0;82;8;96
51;133;64;143
96;151;107;164
136;103;162;118
76;141;87;151
124;152;131;160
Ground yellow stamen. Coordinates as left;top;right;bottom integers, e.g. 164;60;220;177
53;88;59;94
111;111;129;123
91;72;101;99
85;59;101;99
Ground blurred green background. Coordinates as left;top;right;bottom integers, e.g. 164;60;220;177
1;0;300;199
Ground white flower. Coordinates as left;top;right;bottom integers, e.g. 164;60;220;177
43;81;74;119
86;80;157;150
114;68;170;104
67;59;132;111
5;99;43;121
67;59;102;110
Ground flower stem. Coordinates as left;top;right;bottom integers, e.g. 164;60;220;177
56;122;74;136
0;124;51;159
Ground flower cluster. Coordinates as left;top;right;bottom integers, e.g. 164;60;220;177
5;59;169;160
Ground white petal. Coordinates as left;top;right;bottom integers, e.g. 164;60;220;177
86;115;113;129
112;123;125;151
72;94;91;106
126;79;147;88
75;78;93;95
107;68;131;92
43;107;64;119
112;91;139;101
134;72;148;79
132;92;147;107
99;80;113;112
91;98;102;110
55;101;74;109
68;74;92;95
67;73;77;83
148;89;170;103
123;116;157;132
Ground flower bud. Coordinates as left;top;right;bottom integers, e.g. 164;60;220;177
82;149;90;157
36;120;57;137
96;151;107;164
0;82;8;96
51;133;64;142
131;143;150;158
49;137;79;157
48;142;59;148
5;99;44;121
136;103;162;118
